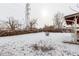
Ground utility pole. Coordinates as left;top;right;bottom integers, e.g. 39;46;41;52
25;3;31;30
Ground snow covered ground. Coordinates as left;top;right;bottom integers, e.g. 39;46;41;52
0;32;78;56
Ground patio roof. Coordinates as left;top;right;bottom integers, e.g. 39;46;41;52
64;12;79;25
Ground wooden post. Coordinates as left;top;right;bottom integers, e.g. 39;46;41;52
73;16;77;42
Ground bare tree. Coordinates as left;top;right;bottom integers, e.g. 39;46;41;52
69;4;79;13
53;12;66;31
2;17;21;31
29;18;38;29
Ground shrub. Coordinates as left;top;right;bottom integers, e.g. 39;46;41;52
32;43;54;52
31;40;55;52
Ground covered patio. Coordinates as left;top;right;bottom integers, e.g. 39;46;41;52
65;13;79;42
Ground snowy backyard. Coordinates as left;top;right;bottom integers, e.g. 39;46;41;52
0;3;79;56
0;32;78;56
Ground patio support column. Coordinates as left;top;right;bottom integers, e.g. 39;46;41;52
73;15;77;42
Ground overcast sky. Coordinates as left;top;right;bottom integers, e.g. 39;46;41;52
0;3;78;28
